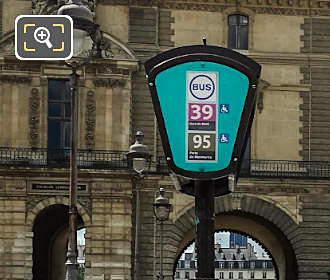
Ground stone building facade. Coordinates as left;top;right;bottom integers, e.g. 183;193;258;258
1;1;330;280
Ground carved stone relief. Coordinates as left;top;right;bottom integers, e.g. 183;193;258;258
5;179;27;192
128;0;158;6
0;62;40;73
29;88;41;148
92;182;103;192
0;36;14;55
40;76;48;86
32;0;96;16
93;78;126;88
256;80;270;113
26;196;45;214
79;33;134;60
0;179;4;192
0;75;32;84
78;197;92;218
85;90;96;149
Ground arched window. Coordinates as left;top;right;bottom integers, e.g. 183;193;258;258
228;14;249;50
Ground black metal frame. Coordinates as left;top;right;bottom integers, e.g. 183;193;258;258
145;45;261;179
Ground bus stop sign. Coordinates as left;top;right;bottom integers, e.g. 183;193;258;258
145;45;261;180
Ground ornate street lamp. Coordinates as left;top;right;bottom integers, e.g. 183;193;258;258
153;188;172;280
127;131;151;175
58;0;101;56
57;1;101;280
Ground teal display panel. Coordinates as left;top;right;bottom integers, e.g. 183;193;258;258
145;45;261;179
155;62;249;172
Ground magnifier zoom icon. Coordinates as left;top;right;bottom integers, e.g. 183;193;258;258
34;27;53;49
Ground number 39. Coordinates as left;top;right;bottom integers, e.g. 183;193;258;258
191;104;213;120
193;134;211;149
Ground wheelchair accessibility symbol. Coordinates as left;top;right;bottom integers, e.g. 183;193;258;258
219;133;229;143
15;15;73;60
220;104;230;113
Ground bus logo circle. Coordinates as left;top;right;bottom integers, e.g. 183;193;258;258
189;74;215;100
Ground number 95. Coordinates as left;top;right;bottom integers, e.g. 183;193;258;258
193;134;211;149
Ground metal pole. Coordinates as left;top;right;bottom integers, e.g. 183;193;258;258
134;186;140;280
195;180;215;279
160;220;164;280
65;65;79;280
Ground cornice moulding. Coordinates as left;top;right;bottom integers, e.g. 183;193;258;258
100;0;330;16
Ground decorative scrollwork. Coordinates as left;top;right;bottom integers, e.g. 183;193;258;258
32;0;59;15
29;88;40;148
0;36;14;54
32;0;97;16
85;90;96;149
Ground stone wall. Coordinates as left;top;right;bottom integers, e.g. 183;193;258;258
2;0;30;34
0;170;135;280
128;6;174;157
85;179;133;280
171;9;224;47
132;181;157;280
298;194;330;279
252;64;303;160
0;81;31;147
301;18;330;54
0;185;29;280
128;6;158;150
95;5;129;43
300;18;330;160
93;79;132;150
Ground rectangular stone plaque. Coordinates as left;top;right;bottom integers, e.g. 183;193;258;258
32;183;87;191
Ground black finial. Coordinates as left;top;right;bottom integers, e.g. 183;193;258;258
202;36;207;46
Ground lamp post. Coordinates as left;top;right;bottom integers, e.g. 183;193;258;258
153;188;172;280
127;131;151;280
57;1;101;280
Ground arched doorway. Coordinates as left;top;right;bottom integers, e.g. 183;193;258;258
32;204;84;280
213;212;295;280
174;230;278;280
169;195;299;280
